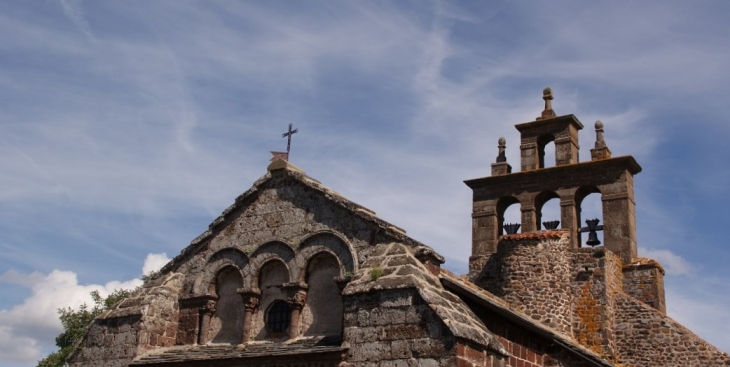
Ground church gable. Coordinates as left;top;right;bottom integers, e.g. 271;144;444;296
69;159;465;367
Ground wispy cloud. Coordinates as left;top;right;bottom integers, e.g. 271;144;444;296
640;248;694;276
59;0;94;41
1;0;730;360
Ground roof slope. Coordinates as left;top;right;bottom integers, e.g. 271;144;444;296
131;336;345;366
343;242;508;356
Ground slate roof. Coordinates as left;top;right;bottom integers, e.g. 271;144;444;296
131;336;345;365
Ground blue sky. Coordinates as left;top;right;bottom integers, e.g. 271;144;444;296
1;1;730;365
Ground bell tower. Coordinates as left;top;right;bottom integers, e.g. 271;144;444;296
466;88;642;275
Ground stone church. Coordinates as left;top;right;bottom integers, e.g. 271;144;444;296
68;89;730;366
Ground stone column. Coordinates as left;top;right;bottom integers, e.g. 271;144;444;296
238;289;261;344
601;193;637;264
283;282;308;340
558;190;578;248
600;172;637;264
520;142;538;171
198;300;217;345
520;204;537;232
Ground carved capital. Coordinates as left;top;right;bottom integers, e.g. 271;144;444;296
200;300;217;315
180;294;218;311
238;288;261;312
282;282;308;310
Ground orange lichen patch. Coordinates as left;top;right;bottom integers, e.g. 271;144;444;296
575;282;606;356
623;257;665;274
501;230;568;241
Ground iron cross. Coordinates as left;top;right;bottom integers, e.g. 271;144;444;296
281;123;298;155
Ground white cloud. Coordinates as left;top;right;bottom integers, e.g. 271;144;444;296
639;247;694;276
0;326;39;366
0;253;162;365
142;253;171;276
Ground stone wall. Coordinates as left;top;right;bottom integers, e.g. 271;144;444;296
343;288;458;366
67;315;143;367
486;232;573;335
613;292;730;366
568;248;621;360
621;259;665;313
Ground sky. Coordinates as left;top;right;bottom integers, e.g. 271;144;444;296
1;1;730;365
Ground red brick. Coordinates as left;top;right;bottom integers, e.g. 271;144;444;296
456;356;473;367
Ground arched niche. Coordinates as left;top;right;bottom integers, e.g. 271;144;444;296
253;260;290;340
293;232;354;281
192;248;248;296
209;266;244;344
301;252;343;337
249;241;296;285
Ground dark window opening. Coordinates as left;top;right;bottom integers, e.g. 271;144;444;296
266;300;291;333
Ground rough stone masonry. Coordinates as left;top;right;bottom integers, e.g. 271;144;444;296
68;89;730;367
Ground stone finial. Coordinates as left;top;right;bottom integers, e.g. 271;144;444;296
594;120;606;148
537;87;556;120
590;120;612;160
491;137;512;176
496;137;507;163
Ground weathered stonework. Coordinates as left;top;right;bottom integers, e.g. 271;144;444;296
622;258;666;313
482;231;573;335
68;90;729;366
613;293;730;366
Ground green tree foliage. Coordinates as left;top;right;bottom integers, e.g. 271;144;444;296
36;288;134;367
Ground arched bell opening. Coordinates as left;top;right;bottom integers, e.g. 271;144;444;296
575;186;603;247
497;196;521;235
535;191;561;230
537;133;556;169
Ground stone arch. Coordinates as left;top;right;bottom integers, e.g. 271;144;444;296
301;252;343;337
294;232;355;282
497;196;521;235
537;133;556;168
209;266;244;344
575;186;602;246
192;248;248;296
248;241;296;287
535;190;560;230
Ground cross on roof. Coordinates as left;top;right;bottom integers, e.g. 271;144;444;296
282;123;298;155
270;124;299;162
